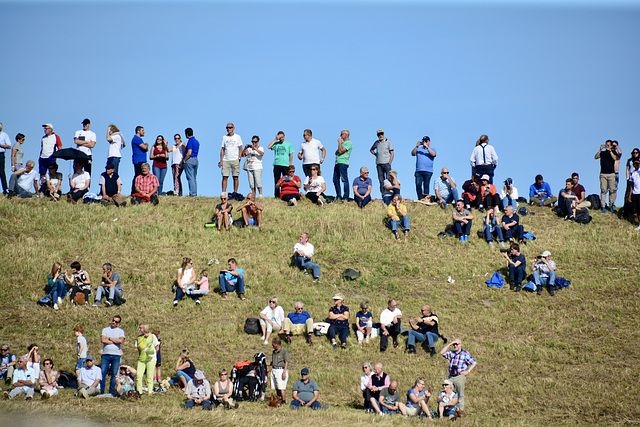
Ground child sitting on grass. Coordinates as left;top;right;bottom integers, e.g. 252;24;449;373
187;270;209;297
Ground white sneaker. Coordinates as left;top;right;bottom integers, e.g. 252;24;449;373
57;297;62;306
289;198;297;206
488;241;494;248
499;241;506;248
318;198;324;206
635;225;640;230
365;336;370;344
261;336;265;341
53;303;59;310
264;340;269;345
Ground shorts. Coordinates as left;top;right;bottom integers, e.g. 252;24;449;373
443;406;457;417
632;194;640;213
156;350;161;366
39;156;56;175
270;368;288;390
222;159;240;177
76;358;86;370
405;405;423;417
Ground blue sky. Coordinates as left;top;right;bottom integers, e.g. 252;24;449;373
1;0;639;201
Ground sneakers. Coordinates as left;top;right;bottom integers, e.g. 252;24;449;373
488;241;494;248
42;391;51;400
393;340;398;348
635;225;640;230
261;335;266;341
81;389;89;399
365;336;370;344
459;236;464;243
57;297;62;306
221;293;228;300
105;300;113;307
173;300;178;307
286;336;292;344
610;206;615;213
548;285;555;296
341;343;347;349
239;294;246;300
601;207;606;213
53;303;59;310
478;205;484;213
537;286;543;295
404;346;416;354
26;395;33;401
195;299;201;305
4;391;9;399
318;196;325;206
264;339;269;345
288;198;297;206
394;232;400;240
499;241;506;248
313;277;320;283
515;283;521;292
332;343;338;349
92;302;100;307
307;336;313;346
509;281;515;291
303;270;309;276
430;348;437;357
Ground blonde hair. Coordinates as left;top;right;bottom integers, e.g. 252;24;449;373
139;323;150;334
50;261;62;278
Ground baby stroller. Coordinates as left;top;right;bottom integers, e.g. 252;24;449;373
232;352;268;401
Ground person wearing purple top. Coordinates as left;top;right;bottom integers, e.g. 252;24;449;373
182;128;200;197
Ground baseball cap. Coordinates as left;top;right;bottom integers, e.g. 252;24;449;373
301;368;309;375
541;250;551;257
86;355;94;361
377;129;384;134
481;174;490;181
422;136;430;142
82;118;91;125
42;123;54;130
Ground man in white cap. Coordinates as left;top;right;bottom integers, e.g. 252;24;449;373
39;123;62;181
328;293;350;349
439;338;476;418
532;250;557;296
184;369;212;410
75;118;96;176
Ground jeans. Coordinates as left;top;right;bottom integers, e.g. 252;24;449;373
95;286;123;303
169;370;192;385
439;189;459;205
294;255;321;278
49;279;67;302
503;224;524;241
174;287;200;303
453;220;472;236
328;324;349;344
533;270;556;287
219;273;245;294
273;165;289;198
186;398;212;409
291;399;321;409
152;166;168;195
355;195;371;208
376;163;391;197
389;215;410;233
184;157;199;196
8;174;34;197
333;163;350;199
0;152;7;193
106;157;120;175
502;196;518;211
131;162;144;195
407;330;439;348
508;263;526;284
414;171;433;199
484;225;504;242
70;189;88;202
380;320;401;349
100;353;121;394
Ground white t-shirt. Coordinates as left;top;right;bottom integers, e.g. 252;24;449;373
221;134;243;161
179;267;194;286
75;130;97;156
172;144;185;165
260;305;285;324
245;147;264;170
108;134;124;159
46;171;63;189
17;169;38;191
40;134;58;158
71;171;91;190
304;175;325;193
298;139;324;165
78;365;102;387
380;308;402;326
293;242;314;258
0;131;10;153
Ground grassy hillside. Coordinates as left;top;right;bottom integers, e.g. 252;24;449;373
0;195;638;426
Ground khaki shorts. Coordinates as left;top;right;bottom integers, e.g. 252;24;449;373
283;318;314;335
222;159;240;177
406;406;423;417
270;368;288;390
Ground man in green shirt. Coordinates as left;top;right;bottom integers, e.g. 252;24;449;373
333;129;353;200
268;131;293;198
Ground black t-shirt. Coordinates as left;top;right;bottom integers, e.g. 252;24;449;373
417;314;439;335
600;150;616;174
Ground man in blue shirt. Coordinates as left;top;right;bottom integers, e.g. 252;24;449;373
352;167;373;208
529;174;557;206
181;128;200;197
131;126;148;194
5;356;35;400
218;258;245;300
411;136;436;199
503;242;526;292
283;301;314;346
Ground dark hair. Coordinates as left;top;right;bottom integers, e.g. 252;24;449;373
272;337;281;345
228;258;237;265
566;178;573;183
16;133;25;141
510;242;520;252
135;126;144;134
70;261;82;270
103;263;113;271
43;358;54;367
304;129;312;136
571;172;579;178
535;174;543;182
252;135;260;142
185;128;194;138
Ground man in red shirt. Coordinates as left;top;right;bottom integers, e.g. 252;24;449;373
571;172;591;208
132;163;159;205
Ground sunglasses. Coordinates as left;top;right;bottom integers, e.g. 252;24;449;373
270;301;276;304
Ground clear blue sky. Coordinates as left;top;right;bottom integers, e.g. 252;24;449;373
2;0;639;200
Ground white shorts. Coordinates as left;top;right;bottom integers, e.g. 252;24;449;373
270;368;288;390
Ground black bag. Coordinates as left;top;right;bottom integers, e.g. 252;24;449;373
574;208;592;224
113;296;126;306
244;318;260;335
587;194;601;210
57;371;78;389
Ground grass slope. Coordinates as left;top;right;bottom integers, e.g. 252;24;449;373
0;196;638;426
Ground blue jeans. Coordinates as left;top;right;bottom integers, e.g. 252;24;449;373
509;263;526;284
183;157;199;196
186;398;211;409
440;189;459;205
484;225;504;242
152;166;168;195
503;224;524;241
355;195;371;208
453;220;472;236
328;324;349;344
333;163;350;199
219;273;245;294
174;287;199;303
100;353;121;394
291;399;321;409
376;163;391;197
95;286;123;303
389;215;410;233
414;171;433;199
294;255;321;278
169;370;193;385
533;270;556;287
502;196;518;211
106;157;121;175
49;279;67;302
407;330;439;347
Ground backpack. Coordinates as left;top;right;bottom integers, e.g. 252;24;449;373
244;318;260;335
57;371;78;389
113;295;126;306
586;194;601;210
574;208;592;224
342;268;361;280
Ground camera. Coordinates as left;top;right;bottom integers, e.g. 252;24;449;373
500;248;509;253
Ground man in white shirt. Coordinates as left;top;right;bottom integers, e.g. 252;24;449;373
219;123;243;194
76;355;102;399
469;134;498;184
74;118;97;176
292;232;321;282
0;122;11;194
8;160;38;199
298;129;326;178
39;123;62;180
379;299;402;352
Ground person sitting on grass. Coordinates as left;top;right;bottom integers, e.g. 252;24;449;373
355;301;373;345
371;380;407;416
303;165;327;206
406;305;445;357
366;362;390;411
290;368;323;410
283;301;314;346
501;205;524;243
479;174;501;213
219;258;245;300
47;262;67;310
501;177;519;211
99;163;126;207
183;370;212;410
38;358;59;399
275;165;302;206
503;242;526;292
483;207;505;248
387;194;410;239
438;379;459;420
173;257;200;306
115;364;137;397
379;299;402;352
529;174;557;207
360;362;373;411
131;162;159;206
94;262;123;307
188;270;209;298
292;232;321;282
214;369;238;409
236;192;264;229
66;261;91;306
532;250;557;296
68;161;90;203
405;378;433;418
76;355;101;399
215;192;233;231
168;350;196;392
353;166;373;208
558;178;578;220
41;162;63;200
461;174;482;210
452;200;474;243
328;293;350;349
382;170;401;206
259;296;285;345
7;160;38;199
3;356;35;401
1;344;17;386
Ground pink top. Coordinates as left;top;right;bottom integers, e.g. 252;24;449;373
198;277;209;292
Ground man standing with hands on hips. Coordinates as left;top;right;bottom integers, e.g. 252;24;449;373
411;136;436;199
440;338;476;418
